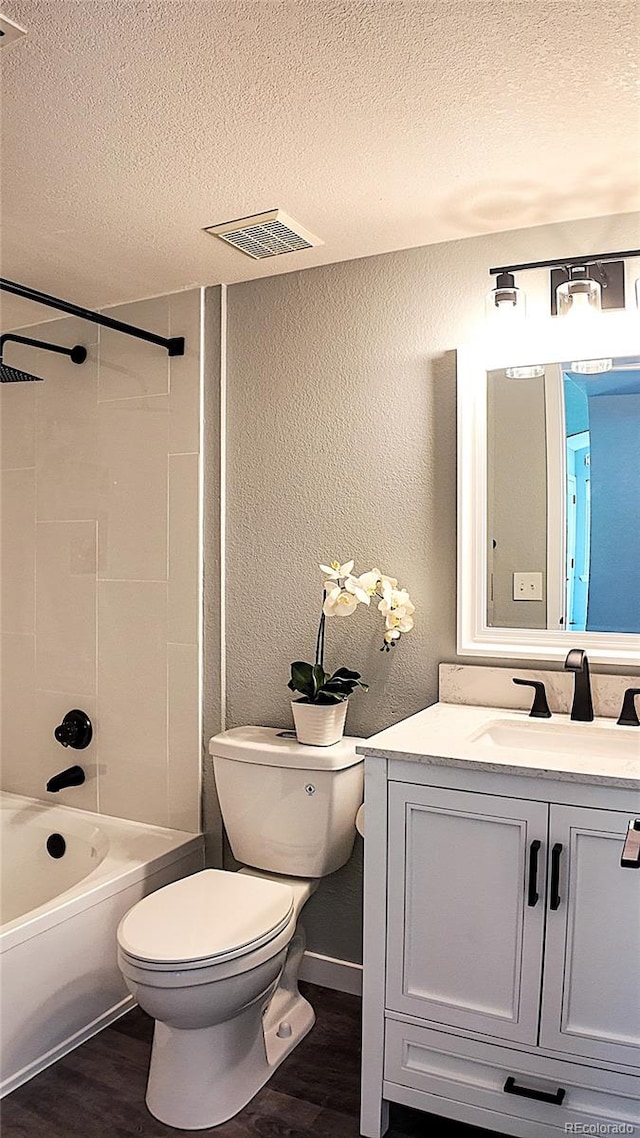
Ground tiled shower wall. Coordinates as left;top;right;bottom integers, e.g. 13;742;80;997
0;289;203;831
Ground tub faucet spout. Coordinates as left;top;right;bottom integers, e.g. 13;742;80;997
564;649;594;722
46;765;86;793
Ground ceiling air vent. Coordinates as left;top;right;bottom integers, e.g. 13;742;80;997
0;13;27;48
204;210;323;260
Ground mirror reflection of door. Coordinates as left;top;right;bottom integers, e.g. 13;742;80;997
562;360;640;634
565;432;590;633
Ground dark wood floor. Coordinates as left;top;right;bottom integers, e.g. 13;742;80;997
2;983;502;1137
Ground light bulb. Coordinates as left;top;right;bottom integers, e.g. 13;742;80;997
556;267;601;320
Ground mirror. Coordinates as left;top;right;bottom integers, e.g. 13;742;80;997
457;315;640;664
487;354;640;634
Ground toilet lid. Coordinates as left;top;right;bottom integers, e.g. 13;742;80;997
117;870;294;966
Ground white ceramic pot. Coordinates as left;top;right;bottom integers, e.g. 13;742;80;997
291;700;348;747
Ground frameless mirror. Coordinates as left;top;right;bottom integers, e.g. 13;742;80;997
457;315;640;664
487;354;640;635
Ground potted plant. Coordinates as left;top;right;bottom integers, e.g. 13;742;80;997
288;558;415;746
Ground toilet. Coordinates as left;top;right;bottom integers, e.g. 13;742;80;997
116;726;364;1130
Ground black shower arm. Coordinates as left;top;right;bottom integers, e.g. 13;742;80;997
0;332;86;363
0;278;185;357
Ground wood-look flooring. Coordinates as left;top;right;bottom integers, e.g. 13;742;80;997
2;983;503;1137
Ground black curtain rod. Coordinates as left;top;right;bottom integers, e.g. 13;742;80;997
0;278;185;356
489;248;640;277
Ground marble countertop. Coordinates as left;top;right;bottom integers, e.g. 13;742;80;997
356;702;640;789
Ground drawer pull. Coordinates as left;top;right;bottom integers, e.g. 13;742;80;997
527;840;541;906
504;1076;566;1106
621;820;640;869
549;842;563;910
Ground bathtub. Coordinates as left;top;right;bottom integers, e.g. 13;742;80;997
0;791;204;1097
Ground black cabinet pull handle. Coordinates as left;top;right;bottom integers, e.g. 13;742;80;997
527;840;541;906
621;820;640;869
504;1076;565;1106
513;678;551;718
550;843;563;910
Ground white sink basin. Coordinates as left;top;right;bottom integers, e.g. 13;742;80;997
472;719;639;762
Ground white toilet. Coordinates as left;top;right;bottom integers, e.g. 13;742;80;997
116;726;364;1130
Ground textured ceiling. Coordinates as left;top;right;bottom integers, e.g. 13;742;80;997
1;0;639;327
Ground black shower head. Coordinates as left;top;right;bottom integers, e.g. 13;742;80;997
0;334;87;382
0;363;44;383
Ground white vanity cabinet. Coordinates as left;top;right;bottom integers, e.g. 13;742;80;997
360;719;640;1138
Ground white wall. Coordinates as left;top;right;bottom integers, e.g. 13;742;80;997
1;289;204;831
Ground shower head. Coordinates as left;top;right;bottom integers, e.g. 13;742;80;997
0;363;45;383
0;334;87;383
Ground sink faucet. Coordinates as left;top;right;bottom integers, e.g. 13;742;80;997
564;649;594;722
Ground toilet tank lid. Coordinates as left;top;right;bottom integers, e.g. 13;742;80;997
209;726;363;771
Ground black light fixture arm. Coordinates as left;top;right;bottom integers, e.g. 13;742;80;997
489;248;640;277
0;277;185;357
0;332;87;365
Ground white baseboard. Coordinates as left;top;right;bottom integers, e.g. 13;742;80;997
299;950;363;996
0;996;134;1099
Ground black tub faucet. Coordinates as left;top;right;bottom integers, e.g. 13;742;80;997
564;649;594;722
46;765;86;793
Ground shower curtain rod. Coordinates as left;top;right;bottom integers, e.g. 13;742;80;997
0;277;185;357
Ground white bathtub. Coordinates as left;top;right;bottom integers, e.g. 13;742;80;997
0;791;204;1097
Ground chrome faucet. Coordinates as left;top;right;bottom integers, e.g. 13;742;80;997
564;649;594;722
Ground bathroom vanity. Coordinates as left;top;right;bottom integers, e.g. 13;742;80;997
359;702;640;1138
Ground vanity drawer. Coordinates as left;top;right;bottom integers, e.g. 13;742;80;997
384;1017;640;1132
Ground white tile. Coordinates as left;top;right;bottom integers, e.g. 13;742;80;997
35;332;99;521
0;374;36;469
35;521;96;694
1;468;35;635
97;580;168;824
168;642;201;832
98;297;170;402
0;633;36;792
168;452;200;644
97;394;169;581
169;289;201;455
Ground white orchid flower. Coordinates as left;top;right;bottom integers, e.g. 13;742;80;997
323;586;359;617
379;574;398;594
383;628;401;644
345;569;380;606
319;559;354;581
385;610;414;633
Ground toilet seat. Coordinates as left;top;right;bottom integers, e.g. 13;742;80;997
117;869;294;971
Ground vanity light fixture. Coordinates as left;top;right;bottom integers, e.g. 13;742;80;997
488;247;639;319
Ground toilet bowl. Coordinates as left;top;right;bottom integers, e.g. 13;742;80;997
117;868;316;1129
117;726;364;1130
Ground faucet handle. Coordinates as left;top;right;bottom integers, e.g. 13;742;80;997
617;689;640;728
513;678;552;719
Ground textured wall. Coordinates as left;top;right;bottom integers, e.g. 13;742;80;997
222;211;640;963
1;290;203;831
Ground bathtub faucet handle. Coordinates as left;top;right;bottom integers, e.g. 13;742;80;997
54;709;93;750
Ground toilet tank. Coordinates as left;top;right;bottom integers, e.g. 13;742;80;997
209;727;364;877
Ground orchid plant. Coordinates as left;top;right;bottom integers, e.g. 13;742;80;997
288;558;415;706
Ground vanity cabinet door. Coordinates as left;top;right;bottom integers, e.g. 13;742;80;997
386;783;548;1045
540;805;640;1069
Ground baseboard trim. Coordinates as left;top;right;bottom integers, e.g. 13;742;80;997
0;996;134;1099
299;950;363;996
